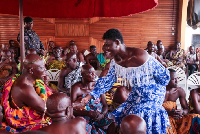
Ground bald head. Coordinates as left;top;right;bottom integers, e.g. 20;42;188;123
120;115;146;134
81;64;96;82
24;54;42;64
81;64;93;73
47;93;71;114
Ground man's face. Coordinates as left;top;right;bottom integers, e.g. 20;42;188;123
157;48;164;55
189;47;194;54
90;48;97;55
25;21;33;30
9;41;15;47
53;48;62;58
147;44;154;52
176;43;181;50
169;72;178;88
69;44;77;54
32;59;47;80
49;42;54;48
66;55;77;70
157;41;163;48
82;67;96;82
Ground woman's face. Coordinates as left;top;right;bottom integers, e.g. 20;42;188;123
104;39;118;57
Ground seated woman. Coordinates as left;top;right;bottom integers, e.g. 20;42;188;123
0;50;18;92
169;42;186;71
71;65;115;134
0;54;52;133
163;69;189;134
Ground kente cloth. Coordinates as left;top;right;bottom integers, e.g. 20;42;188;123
17;28;44;55
81;95;114;134
162;101;177;134
170;49;186;71
0;74;52;133
64;62;83;90
89;55;170;134
97;53;110;69
163;100;200;134
105;80;122;112
47;60;66;70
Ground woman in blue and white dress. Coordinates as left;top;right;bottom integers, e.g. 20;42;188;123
82;29;170;134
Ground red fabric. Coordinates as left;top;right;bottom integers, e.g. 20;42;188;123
0;0;158;18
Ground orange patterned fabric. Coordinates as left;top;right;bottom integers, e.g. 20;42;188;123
0;74;52;133
163;101;200;134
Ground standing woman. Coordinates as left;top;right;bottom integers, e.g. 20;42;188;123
82;29;170;134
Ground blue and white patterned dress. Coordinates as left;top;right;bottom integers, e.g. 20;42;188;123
89;55;170;134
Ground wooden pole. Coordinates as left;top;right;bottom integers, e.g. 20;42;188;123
19;0;25;67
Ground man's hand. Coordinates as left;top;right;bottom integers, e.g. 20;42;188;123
173;109;183;119
89;111;104;121
73;97;86;110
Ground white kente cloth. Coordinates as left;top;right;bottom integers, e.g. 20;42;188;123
89;55;170;134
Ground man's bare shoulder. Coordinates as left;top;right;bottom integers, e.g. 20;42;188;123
71;82;82;91
177;87;186;96
13;77;35;93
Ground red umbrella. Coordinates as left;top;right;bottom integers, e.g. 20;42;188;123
0;0;158;63
0;0;158;18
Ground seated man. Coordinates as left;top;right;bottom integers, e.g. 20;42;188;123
169;42;186;71
186;46;199;76
85;45;98;70
71;64;115;134
69;43;85;63
157;45;173;67
119;114;146;134
46;47;65;70
0;54;52;133
38;93;86;134
0;50;18;91
147;41;167;67
58;53;83;94
97;44;112;71
162;69;189;134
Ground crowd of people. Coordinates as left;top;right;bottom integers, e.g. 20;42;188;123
0;16;200;134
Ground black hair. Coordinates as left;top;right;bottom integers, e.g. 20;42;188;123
168;69;176;72
52;47;60;51
24;17;33;24
177;42;181;44
147;41;154;47
102;29;124;44
9;40;14;44
157;40;162;45
90;45;96;49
